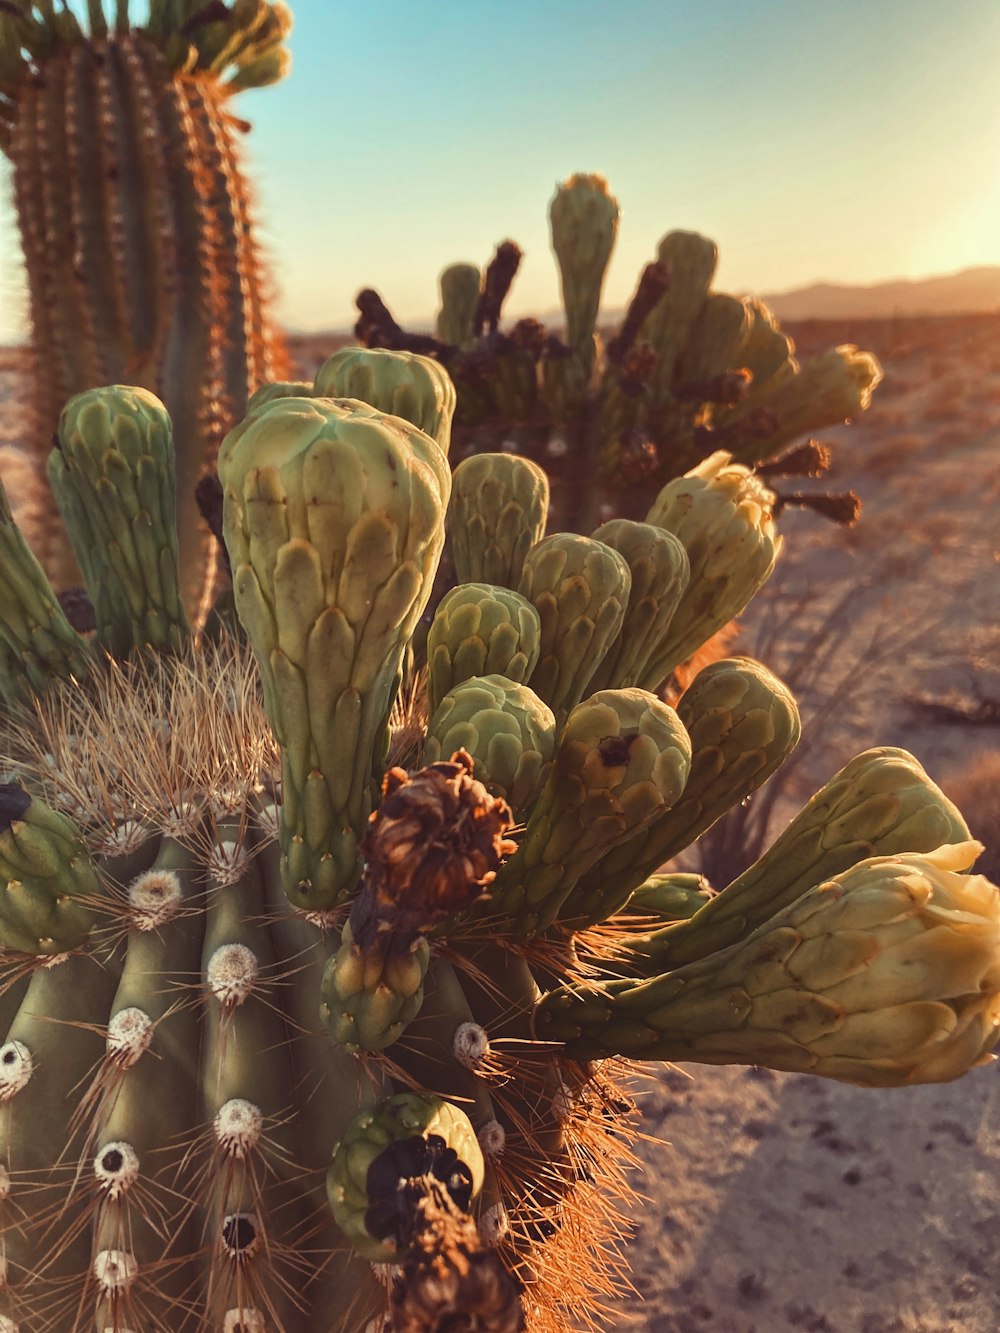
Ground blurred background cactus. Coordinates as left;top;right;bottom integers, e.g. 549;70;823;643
354;173;883;533
0;352;996;1331
0;0;292;611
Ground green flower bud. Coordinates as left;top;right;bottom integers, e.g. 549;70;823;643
644;452;781;681
327;1093;485;1262
673;293;752;386
449;453;549;589
518;533;632;728
641;230;718;393
436;263;481;348
586;519;690;694
321;922;431;1052
48;385;188;656
0;785;100;954
246;381;316;413
426;583;541;720
424;675;557;816
624;872;715;922
314;347;457;455
0;477;92;703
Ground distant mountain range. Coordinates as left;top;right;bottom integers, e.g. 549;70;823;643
761;266;1000;321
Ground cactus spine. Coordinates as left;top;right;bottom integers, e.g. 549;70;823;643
0;0;292;608
0;354;995;1333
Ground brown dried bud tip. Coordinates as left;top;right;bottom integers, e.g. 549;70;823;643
475;241;523;337
355;290;454;359
772;489;862;526
391;1184;526;1333
619;342;659;396
616;428;660;484
508;318;547;358
607;260;671;363
757;439;832;480
674;368;753;406
195;471;225;546
692;405;781;456
350;750;516;953
56;586;96;634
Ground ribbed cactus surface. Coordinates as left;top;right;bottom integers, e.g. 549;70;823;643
0;0;292;608
0;354;996;1333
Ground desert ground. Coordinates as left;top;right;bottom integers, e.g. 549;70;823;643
1;313;998;1332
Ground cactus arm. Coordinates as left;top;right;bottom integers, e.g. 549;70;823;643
2;10;291;605
0;479;92;703
220;398;449;909
629;747;971;972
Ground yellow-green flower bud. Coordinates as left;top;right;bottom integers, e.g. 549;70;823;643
538;843;1000;1088
424;675;557;816
314;347;457;455
519;533;632;728
0;785;101;954
644;452;781;680
726;344;884;461
449;453;549;589
426;583;541;720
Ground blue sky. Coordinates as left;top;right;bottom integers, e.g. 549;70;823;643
2;0;999;339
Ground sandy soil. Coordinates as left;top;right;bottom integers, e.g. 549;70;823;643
1;315;998;1332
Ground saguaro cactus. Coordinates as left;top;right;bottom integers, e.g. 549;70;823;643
0;0;292;606
355;174;883;532
0;356;996;1332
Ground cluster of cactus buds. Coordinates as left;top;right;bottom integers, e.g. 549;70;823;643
0;0;292;604
355;174;882;532
0;349;995;1332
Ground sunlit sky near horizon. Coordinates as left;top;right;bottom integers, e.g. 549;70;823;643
1;0;999;341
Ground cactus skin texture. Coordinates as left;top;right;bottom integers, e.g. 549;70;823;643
0;359;996;1333
355;174;883;533
0;1;292;608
